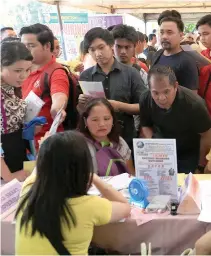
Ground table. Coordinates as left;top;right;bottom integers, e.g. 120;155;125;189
2;174;211;255
93;215;211;255
2;211;211;255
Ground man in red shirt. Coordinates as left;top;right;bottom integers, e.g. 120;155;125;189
197;15;211;117
20;24;69;147
196;14;211;60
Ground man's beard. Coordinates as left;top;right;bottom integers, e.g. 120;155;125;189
161;41;171;50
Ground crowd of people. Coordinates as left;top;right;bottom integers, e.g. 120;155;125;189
1;9;211;255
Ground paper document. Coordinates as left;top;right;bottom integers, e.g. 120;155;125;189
0;179;22;220
49;104;65;135
130;206;170;226
25;91;45;122
88;173;133;195
198;180;211;223
178;173;201;215
79;81;105;98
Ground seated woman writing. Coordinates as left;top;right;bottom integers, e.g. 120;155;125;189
15;131;130;255
78;98;135;176
1;41;33;182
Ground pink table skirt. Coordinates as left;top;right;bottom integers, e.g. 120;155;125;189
92;214;211;255
1;212;211;255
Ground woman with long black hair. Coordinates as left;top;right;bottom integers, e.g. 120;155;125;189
15;131;130;255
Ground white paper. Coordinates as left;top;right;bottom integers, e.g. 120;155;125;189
88;173;133;196
24;91;45;122
0;179;22;220
133;139;178;200
198;180;211;222
178;173;201;215
79;81;105;98
49;104;64;135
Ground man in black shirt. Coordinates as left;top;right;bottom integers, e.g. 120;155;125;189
139;65;211;173
151;16;199;92
78;27;146;148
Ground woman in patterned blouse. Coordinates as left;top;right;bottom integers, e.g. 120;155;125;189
1;41;33;182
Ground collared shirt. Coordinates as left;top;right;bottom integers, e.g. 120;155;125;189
79;58;146;146
1;84;26;134
198;64;211;116
22;55;69;147
139;86;211;155
201;48;211;60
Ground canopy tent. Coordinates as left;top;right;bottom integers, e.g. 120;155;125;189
38;0;211;59
39;0;211;14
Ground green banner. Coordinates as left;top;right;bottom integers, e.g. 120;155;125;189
47;13;88;24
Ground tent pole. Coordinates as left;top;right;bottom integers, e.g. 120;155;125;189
143;13;147;34
56;0;67;60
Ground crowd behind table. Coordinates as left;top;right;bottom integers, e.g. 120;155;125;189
1;9;211;256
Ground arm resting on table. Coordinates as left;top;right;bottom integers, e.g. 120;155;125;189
93;174;131;223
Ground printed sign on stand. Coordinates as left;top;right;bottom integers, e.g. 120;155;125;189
133;139;178;200
1;179;22;220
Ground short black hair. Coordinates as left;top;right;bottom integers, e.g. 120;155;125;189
53;36;58;40
1;41;33;67
158;10;181;26
79;40;87;55
148;65;177;87
20;23;54;52
148;34;156;41
196;14;211;29
160;16;184;32
78;98;120;144
137;31;145;42
107;25;116;31
84;27;114;53
1;37;20;43
144;34;148;43
112;24;138;45
1;27;14;33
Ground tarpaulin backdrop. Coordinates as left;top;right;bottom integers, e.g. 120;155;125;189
45;14;123;60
